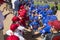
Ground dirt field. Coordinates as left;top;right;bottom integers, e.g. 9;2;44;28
0;3;60;40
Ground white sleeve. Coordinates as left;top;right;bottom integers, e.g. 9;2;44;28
17;26;25;31
14;33;25;40
19;36;25;40
6;30;13;36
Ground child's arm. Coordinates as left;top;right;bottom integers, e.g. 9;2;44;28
29;23;33;29
6;30;13;36
24;28;31;32
17;26;31;32
38;26;45;30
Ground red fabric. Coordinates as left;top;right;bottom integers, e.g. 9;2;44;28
10;24;19;32
48;21;53;26
52;20;60;31
6;35;19;40
18;9;27;18
20;5;24;9
25;16;29;21
19;19;26;27
0;0;4;4
12;16;20;22
52;36;60;40
49;20;60;31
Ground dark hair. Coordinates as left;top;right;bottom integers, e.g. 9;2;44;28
54;2;58;5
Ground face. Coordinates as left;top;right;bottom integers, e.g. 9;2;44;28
38;14;42;20
45;8;48;11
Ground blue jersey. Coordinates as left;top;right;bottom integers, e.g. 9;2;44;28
30;21;40;30
50;15;57;21
40;24;51;34
42;16;49;24
29;15;34;21
33;16;38;21
39;10;47;17
46;9;53;15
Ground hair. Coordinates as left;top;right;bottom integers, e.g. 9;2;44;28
54;2;58;5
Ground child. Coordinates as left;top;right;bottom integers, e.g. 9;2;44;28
45;9;57;21
6;21;31;40
6;23;25;40
45;20;60;40
29;13;40;35
30;20;39;31
51;2;58;15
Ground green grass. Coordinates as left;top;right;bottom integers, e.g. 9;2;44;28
34;1;60;10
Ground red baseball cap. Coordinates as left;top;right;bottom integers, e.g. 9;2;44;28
49;20;60;31
12;16;20;22
10;24;19;32
6;35;19;40
48;21;53;26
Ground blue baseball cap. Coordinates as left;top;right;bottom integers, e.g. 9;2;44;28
47;9;53;15
44;4;50;9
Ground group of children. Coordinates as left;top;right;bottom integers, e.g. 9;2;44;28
3;0;60;40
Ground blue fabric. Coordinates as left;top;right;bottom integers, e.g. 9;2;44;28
40;24;51;34
33;16;38;21
44;4;50;9
30;21;39;30
42;11;47;17
42;15;51;24
50;15;57;21
46;10;53;15
29;15;34;21
30;6;35;11
42;18;49;24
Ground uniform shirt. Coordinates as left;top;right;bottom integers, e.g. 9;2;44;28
29;15;34;21
6;26;25;40
40;24;51;34
30;21;39;30
33;16;38;21
46;9;53;15
42;16;49;24
50;15;57;21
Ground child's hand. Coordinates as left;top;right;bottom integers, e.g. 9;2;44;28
30;26;33;30
38;27;42;30
27;29;31;32
24;28;31;32
38;26;44;30
34;31;39;35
